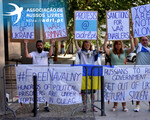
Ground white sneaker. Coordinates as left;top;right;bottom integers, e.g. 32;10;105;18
134;105;140;112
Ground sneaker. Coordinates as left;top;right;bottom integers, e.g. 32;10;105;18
112;107;117;112
83;108;86;113
134;105;140;112
123;107;128;112
44;107;50;112
32;107;39;113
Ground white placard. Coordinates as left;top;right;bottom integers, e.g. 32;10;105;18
103;65;150;102
131;4;150;38
16;65;83;105
74;11;97;40
107;10;130;41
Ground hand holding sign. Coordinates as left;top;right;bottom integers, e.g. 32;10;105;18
24;39;29;44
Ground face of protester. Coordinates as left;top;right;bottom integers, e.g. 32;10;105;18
36;42;43;53
84;42;91;51
115;41;122;51
140;37;149;47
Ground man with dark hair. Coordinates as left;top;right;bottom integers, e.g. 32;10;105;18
24;39;55;112
24;39;55;64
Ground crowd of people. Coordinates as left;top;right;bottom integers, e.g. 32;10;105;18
24;22;150;113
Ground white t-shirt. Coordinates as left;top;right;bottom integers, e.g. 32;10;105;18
29;51;49;65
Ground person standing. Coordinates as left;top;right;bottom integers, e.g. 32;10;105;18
24;39;55;112
104;34;134;112
133;36;150;112
75;39;100;112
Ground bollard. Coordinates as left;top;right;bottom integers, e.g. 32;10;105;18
33;75;37;117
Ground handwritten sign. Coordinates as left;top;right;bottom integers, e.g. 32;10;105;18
107;10;130;41
42;8;67;41
131;4;150;38
74;11;97;40
11;10;35;41
15;65;83;105
103;65;150;102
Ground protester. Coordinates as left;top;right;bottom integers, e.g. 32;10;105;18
75;39;100;112
24;39;55;112
104;34;134;112
133;36;150;112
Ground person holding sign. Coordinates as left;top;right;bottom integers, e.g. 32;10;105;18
24;39;55;112
133;35;150;112
75;39;100;112
104;34;134;112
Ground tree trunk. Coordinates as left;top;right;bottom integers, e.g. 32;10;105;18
54;41;58;61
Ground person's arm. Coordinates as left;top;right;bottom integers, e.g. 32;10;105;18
131;21;138;47
127;34;134;55
47;39;55;57
75;40;80;51
96;36;100;53
134;38;138;48
24;39;32;58
103;34;110;55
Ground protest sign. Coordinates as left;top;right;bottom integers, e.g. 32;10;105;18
10;10;36;42
42;8;68;41
103;65;150;102
74;11;98;40
15;65;82;105
106;10;130;41
131;4;150;38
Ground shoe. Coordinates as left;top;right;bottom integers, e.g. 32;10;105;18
83;108;86;113
32;107;39;113
123;107;128;112
112;107;117;112
134;105;140;112
44;107;50;112
92;108;98;112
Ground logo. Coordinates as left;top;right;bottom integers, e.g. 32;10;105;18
4;3;23;24
82;21;89;30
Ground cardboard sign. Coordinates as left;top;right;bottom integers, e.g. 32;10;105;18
131;4;150;38
103;65;150;102
11;10;36;42
16;65;83;105
74;11;98;40
106;10;130;41
42;8;68;41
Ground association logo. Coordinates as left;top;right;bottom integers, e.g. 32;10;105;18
4;3;23;24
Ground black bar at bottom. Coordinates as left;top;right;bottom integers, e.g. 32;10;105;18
33;75;37;117
101;76;106;116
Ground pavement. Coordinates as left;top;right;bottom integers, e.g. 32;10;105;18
1;54;150;120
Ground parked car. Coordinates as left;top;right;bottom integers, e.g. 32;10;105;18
127;50;136;62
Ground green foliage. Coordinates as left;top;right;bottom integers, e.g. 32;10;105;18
49;0;150;49
44;42;50;49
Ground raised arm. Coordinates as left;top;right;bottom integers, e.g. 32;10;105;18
24;39;32;58
103;34;110;55
47;39;55;57
75;40;80;51
131;21;138;48
127;34;135;55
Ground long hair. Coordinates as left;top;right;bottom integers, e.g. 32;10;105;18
82;40;93;51
112;41;123;54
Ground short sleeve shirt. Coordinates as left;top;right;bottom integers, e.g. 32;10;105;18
110;49;127;65
136;45;150;65
30;51;49;65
